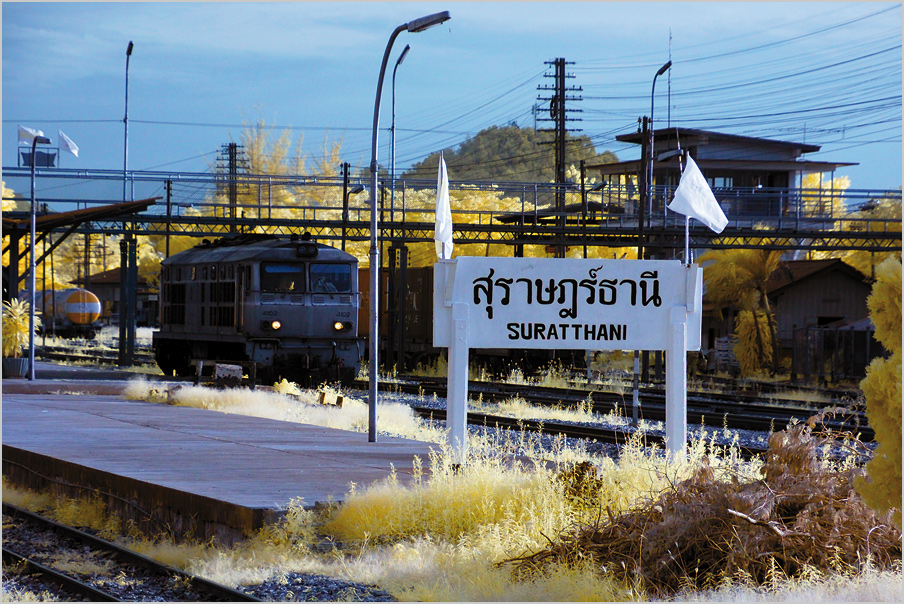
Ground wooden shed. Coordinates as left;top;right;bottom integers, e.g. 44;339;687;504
766;259;871;343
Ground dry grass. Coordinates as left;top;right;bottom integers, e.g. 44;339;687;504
7;379;901;602
504;412;901;599
124;378;443;443
0;583;63;602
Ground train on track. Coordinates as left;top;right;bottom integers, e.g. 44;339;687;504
18;287;104;339
152;234;588;386
153;233;363;385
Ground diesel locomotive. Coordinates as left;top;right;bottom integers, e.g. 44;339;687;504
153;233;363;385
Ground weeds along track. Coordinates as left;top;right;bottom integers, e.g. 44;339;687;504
409;405;770;459
1;503;262;602
366;377;873;442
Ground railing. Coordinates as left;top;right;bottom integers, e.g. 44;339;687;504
3;166;900;238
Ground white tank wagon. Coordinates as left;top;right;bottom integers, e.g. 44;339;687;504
153;233;364;386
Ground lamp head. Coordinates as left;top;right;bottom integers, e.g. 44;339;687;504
397;44;411;66
656;60;672;77
350;185;365;195
407;11;450;33
34;136;52;145
127;41;134;56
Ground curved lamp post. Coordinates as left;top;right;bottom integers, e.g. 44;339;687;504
124;41;133;202
648;60;671;227
369;11;450;442
390;44;411;222
342;184;365;251
28;135;52;381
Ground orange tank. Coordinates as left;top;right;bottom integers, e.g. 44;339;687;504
42;288;102;326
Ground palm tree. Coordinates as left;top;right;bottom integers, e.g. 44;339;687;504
698;248;784;375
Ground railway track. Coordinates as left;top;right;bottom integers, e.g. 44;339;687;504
358;376;873;441
36;346;156;366
2;503;262;602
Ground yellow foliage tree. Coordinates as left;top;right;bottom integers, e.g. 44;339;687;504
2;180;17;212
841;195;902;278
855;256;902;529
732;310;773;375
698;248;784;375
800;172;850;218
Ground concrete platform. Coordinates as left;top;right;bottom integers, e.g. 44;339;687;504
2;373;439;544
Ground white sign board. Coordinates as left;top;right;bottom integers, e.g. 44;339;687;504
433;257;703;461
434;257;701;351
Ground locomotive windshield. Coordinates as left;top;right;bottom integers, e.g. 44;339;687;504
261;263;306;292
311;263;351;293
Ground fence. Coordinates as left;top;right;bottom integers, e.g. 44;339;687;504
790;324;885;385
3;167;900;227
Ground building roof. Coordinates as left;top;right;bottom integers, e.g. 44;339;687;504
586;157;857;174
614;127;822;154
2;198;158;234
75;268;152;288
766;258;868;296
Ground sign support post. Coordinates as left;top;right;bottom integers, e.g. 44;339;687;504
447;301;470;464
666;306;688;455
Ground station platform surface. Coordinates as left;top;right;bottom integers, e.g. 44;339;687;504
2;364;439;544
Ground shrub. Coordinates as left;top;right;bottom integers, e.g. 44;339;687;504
855;257;902;529
2;298;40;358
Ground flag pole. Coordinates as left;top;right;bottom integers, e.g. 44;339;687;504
684;217;690;267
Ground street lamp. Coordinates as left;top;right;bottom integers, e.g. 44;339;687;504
124;41;133;202
29;134;52;381
342;184;365;251
390;44;410;223
648;60;671;227
632;60;672;423
120;41;134;366
369;10;451;442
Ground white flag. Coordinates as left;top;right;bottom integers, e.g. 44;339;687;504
667;155;728;233
434;152;453;259
18;126;45;146
59;130;79;157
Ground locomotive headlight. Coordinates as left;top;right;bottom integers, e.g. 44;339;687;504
271;320;282;330
333;321;352;332
260;320;282;331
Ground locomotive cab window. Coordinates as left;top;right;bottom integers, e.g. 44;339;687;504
261;263;306;292
311;263;351;293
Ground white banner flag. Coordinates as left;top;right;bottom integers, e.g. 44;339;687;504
18;126;45;146
667;155;728;233
434;152;453;259
58;130;79;157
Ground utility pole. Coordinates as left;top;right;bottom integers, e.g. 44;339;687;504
218;143;247;233
537;58;582;258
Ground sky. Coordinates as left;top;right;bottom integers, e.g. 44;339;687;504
2;2;902;191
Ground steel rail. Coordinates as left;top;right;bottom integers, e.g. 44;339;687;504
2;546;122;602
2;503;264;602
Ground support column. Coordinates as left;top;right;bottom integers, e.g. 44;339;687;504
446;301;469;465
665;306;688;455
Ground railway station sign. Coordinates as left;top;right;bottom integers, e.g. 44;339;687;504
433;256;703;461
434;257;701;351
